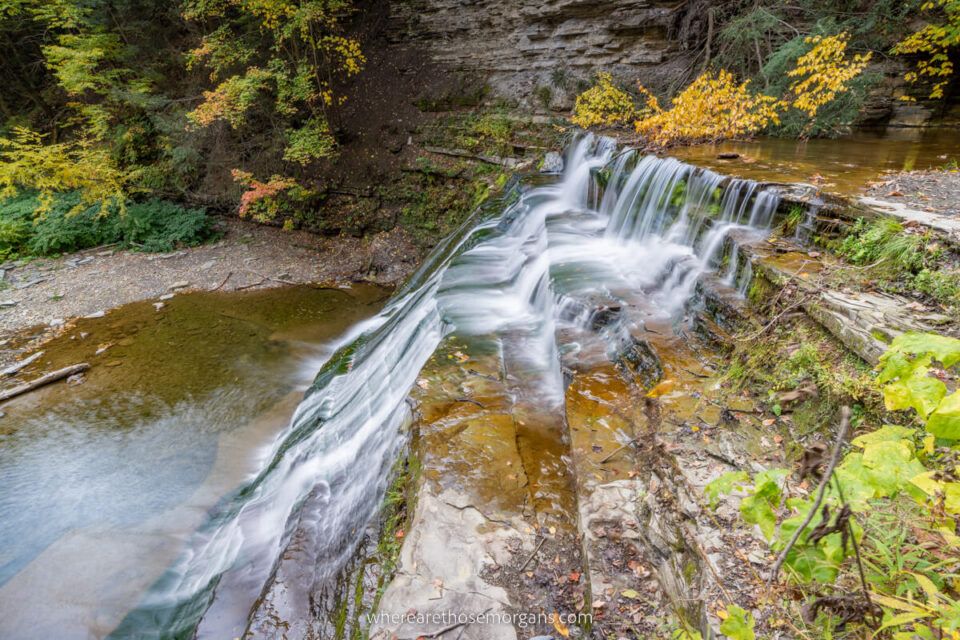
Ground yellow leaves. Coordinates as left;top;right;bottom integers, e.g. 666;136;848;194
321;36;365;77
893;0;960;100
0;127;128;217
551;613;570;638
788;33;872;118
571;72;638;128
187;67;273;128
634;70;784;146
573;30;871;145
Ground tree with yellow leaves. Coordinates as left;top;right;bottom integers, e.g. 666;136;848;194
574;31;873;146
788;33;872;117
893;0;960;100
184;0;366;167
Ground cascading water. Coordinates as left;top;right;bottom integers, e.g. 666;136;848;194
113;134;781;638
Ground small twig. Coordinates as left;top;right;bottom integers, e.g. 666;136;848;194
739;295;811;342
453;397;485;408
833;475;878;626
235;277;267;291
600;437;639;464
519;537;546;572
769;406;850;583
681;366;711;379
210;271;233;291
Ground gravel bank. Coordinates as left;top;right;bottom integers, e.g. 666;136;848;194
0;217;419;338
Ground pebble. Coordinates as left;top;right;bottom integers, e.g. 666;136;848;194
83;311;105;319
0;300;17;307
153;302;165;311
168;281;190;290
159;293;175;301
199;260;216;271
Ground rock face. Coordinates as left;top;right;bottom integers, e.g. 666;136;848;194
388;0;704;109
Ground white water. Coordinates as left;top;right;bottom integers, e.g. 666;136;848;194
117;135;781;638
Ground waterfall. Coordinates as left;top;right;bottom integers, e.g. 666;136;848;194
114;134;781;638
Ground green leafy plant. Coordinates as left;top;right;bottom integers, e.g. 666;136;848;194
718;604;756;640
0;191;211;258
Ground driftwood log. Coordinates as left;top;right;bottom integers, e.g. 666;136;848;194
0;363;90;403
1;350;44;376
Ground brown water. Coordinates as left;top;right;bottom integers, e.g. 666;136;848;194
670;128;960;194
0;284;389;640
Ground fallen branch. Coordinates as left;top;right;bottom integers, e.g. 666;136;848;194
423;146;522;168
210;271;233;291
1;350;44;376
769;406;850;583
0;363;90;403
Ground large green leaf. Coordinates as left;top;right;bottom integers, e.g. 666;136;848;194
718;605;755;640
906;375;948;418
834;453;881;509
851;424;915;448
704;470;749;508
926;391;960;440
783;543;839;583
861;440;927;496
739;469;788;541
887;332;960;368
882;367;946;418
740;493;778;541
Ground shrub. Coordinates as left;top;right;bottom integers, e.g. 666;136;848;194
571;72;638;128
634;70;784;146
0;192;212;258
111;200;211;252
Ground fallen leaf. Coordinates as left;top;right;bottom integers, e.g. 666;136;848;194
646;379;675;398
552;614;570;638
621;589;641;599
568;571;581;582
592;600;606;609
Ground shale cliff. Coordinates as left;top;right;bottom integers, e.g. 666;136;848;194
388;0;707;110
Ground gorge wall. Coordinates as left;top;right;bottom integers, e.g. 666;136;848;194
387;0;707;111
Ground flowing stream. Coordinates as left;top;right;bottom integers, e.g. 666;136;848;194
101;135;783;638
0;135;788;639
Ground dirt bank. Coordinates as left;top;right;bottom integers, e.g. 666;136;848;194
0;217;418;340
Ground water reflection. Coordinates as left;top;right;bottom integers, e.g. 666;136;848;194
671;128;960;193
